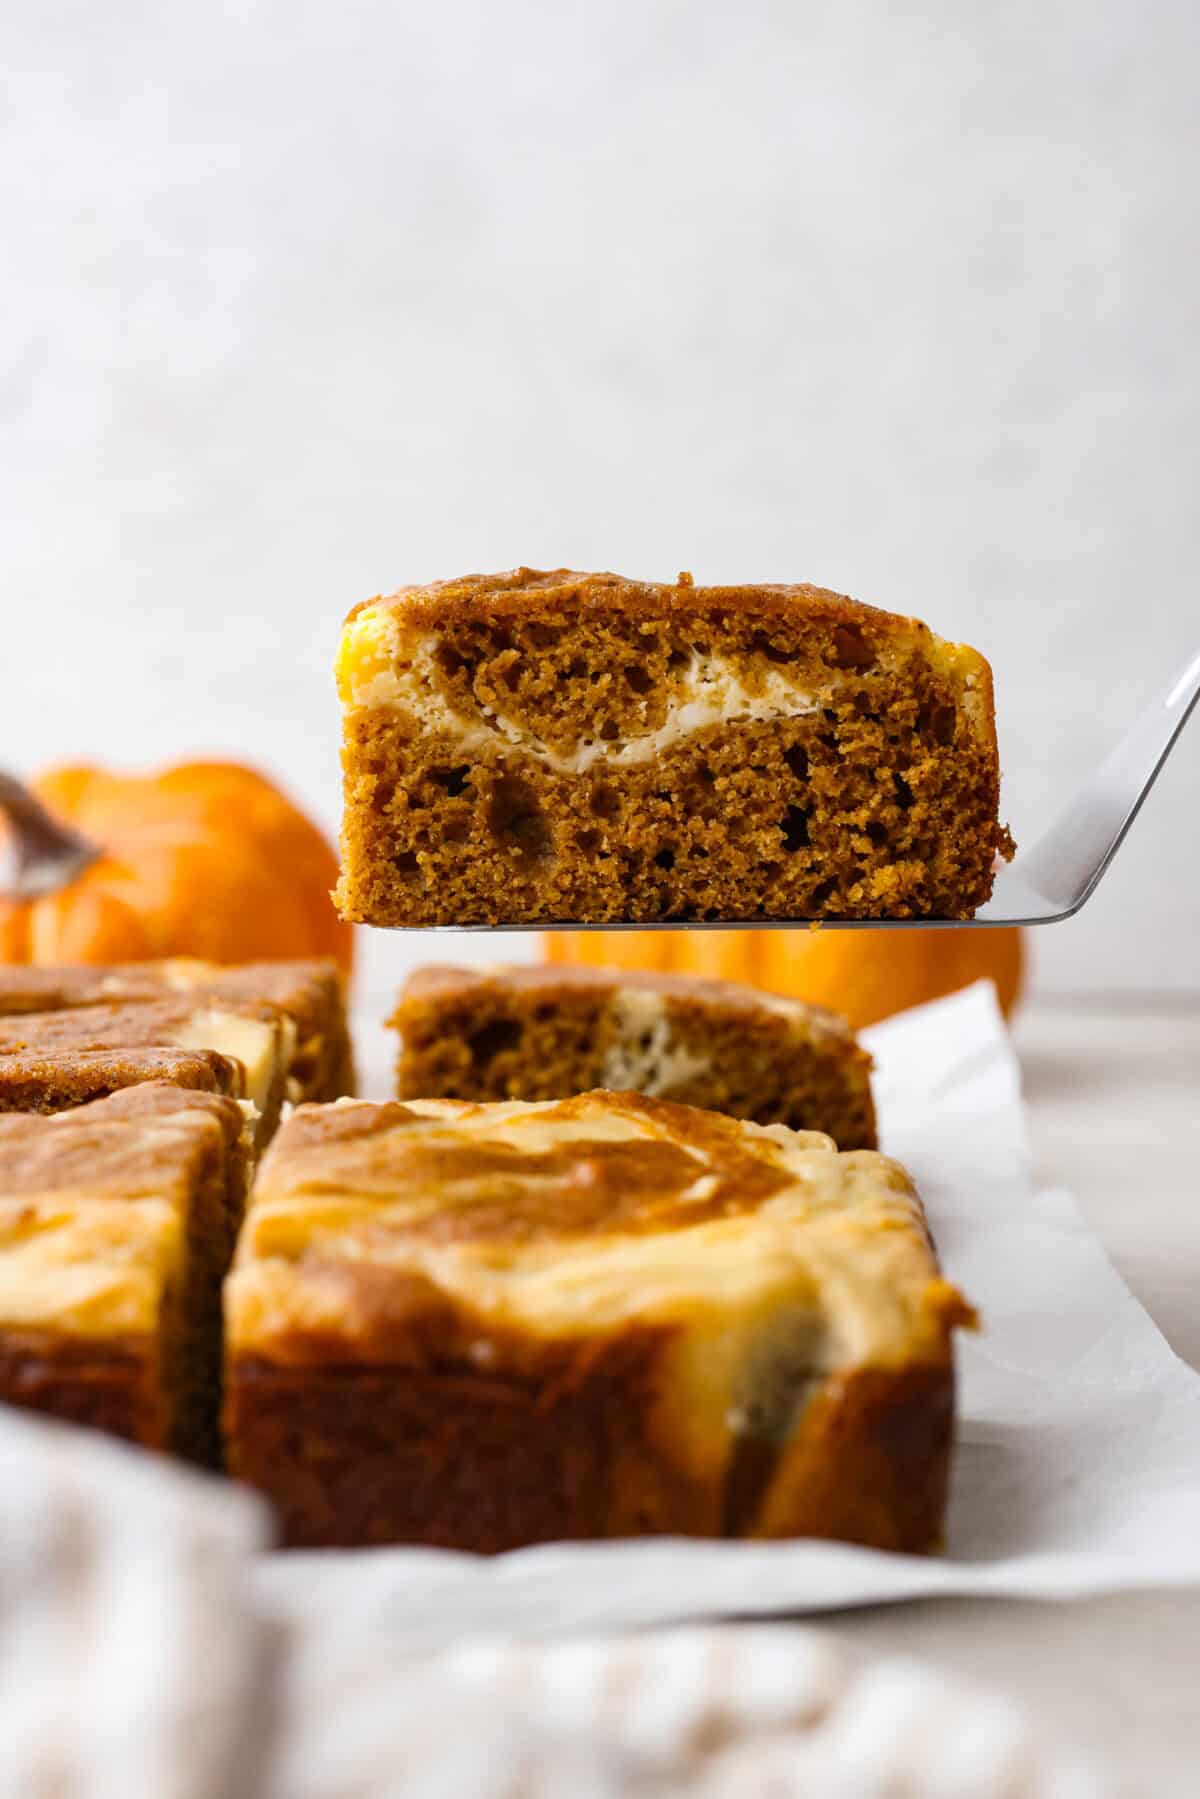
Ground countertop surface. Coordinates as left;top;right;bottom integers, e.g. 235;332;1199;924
819;998;1200;1796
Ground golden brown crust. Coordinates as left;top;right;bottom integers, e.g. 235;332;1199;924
336;568;1009;926
398;959;851;1029
350;568;918;632
0;1047;239;1113
389;963;876;1150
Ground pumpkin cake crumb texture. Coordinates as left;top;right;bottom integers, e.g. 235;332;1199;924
335;568;1012;926
390;963;877;1149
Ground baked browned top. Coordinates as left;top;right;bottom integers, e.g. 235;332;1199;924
399;962;855;1044
0;1045;239;1106
347;568;919;632
0;957;339;1031
228;1091;972;1370
0;997;287;1114
0;1083;249;1339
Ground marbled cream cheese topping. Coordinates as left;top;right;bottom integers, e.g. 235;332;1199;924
0;1087;249;1338
600;988;711;1095
228;1092;969;1369
338;609;828;772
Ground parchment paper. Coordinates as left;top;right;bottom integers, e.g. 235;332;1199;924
254;982;1200;1643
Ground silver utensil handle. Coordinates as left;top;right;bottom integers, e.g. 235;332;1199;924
0;771;102;901
1012;645;1200;915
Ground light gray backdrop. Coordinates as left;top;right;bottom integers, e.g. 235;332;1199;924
3;0;1197;997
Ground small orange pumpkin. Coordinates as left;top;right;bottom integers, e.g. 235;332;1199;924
544;925;1023;1032
0;762;353;973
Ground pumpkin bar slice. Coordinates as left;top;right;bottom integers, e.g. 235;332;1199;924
0;958;354;1105
0;1046;242;1115
0;1083;253;1463
390;963;876;1150
0;998;292;1145
335;567;1012;926
224;1091;972;1551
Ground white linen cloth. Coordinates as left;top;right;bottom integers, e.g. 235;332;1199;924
0;1409;1113;1798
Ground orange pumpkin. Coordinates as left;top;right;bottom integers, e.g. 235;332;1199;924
0;762;353;973
544;925;1023;1032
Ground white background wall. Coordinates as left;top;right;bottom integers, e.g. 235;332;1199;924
3;0;1197;998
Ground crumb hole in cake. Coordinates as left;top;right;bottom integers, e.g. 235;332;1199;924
751;630;792;665
654;847;676;870
810;877;837;906
568;656;588;678
435;644;466;680
577;828;601;853
783;744;809;781
667;647;688;670
624;664;653;695
918;700;957;744
894;774;915;809
488;775;552;862
865;821;888;846
442;817;470;843
501;662;523;691
780;806;810;851
599;718;620;742
524;623;557;650
830;625;875;670
431;765;472;797
589;784;620;819
394;851;419;873
467;1018;522;1065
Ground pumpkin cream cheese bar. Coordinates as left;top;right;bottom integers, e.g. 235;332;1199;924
0;1084;253;1464
0;957;354;1109
224;1091;973;1552
389;963;877;1150
0;998;290;1144
335;568;1011;926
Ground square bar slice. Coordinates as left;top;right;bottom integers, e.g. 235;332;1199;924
335;568;1012;926
224;1091;973;1552
0;1083;252;1463
0;957;354;1105
389;963;876;1149
0;998;292;1145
